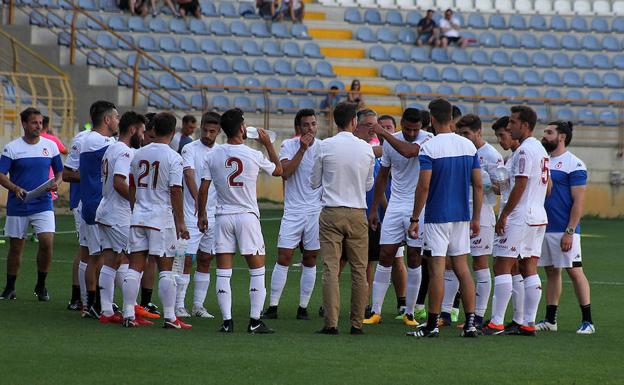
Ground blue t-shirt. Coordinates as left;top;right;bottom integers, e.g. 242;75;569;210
0;137;63;216
545;151;587;234
79;131;115;224
419;133;479;224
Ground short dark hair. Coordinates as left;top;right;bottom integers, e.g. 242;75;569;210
90;100;116;127
428;98;452;125
20;107;42;123
510;105;537;130
152;112;176;137
201;111;221;127
492;116;509;131
295;109;316;128
452;105;462;120
182;115;197;125
378;114;396;128
220;108;245;138
333;101;358;129
548;120;574;146
420;110;431;128
144;112;156;132
401;108;421;124
456;114;481;132
119;111;147;136
43;116;50;128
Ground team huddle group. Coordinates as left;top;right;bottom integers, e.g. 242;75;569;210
0;98;595;337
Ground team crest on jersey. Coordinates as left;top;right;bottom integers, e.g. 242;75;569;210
556;162;562;169
42;148;49;156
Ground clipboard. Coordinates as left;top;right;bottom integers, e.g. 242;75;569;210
23;178;55;203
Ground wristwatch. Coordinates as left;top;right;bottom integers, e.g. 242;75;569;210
565;227;575;235
410;217;419;224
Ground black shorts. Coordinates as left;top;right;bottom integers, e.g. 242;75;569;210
444;36;462;44
179;0;199;15
119;0;145;12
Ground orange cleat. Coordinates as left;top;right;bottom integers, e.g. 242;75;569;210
135;305;160;319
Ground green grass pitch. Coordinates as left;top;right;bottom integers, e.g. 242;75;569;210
0;210;622;384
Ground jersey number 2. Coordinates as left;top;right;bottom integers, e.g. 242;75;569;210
226;157;244;187
137;160;160;188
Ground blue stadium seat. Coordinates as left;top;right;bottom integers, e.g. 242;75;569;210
190;19;209;35
180;75;197;90
283;42;303;58
398;28;417;44
509;14;527;30
180;37;200;53
572;53;591;69
364;9;383;25
431;48;451;64
410;47;429;63
544;89;562;100
552;53;571;68
230;20;251;37
613;17;624;33
96;33;115;50
118;72;133;87
327;80;345;90
459;86;477;100
550;15;568;31
253;59;273;75
262;41;282;57
286;79;305;95
377;28;398;44
149;17;169;33
201;38;220;54
614;54;624;70
561;35;580;50
540;34;560;49
243;77;262;93
522;88;541;104
441;67;461;83
140;74;158;89
274;59;294;76
401;65;421;81
406;11;421;27
483;68;502;84
200;1;217;16
492;51;511;66
468;14;486;29
107;15;128;32
233;96;254;113
190;57;210;73
503;69;522;85
298;98;316;110
307;79;325;95
581;35;600;51
148;93;170;109
462;68;481;83
565;90;584;106
599;110;618;126
86;14;104;30
356;27;376;42
100;0;119;11
512;51;530;67
577;109;597;125
602;36;620;52
212;58;232;73
436;85;455;101
303;42;323;58
240;40;261;56
219;2;238;17
604;72;623;88
523;70;541;86
489;14;506;29
395;83;411;95
500;33;519;48
609;91;624;102
160;36;180;53
583;73;602;88
233;58;253;74
591;17;609;33
345;8;363;24
422;66;440;82
170;56;189;72
159;73;181;91
451;49;470;65
587;90;607;106
370;45;388;61
200;75;219;91
520;33;539;49
316;61;335;77
254;97;270;112
414;84;432;98
221;39;241;55
277;98;297;113
264;78;284;94
570;16;589;32
390;47;409;62
272;23;291;39
531;52;551;67
479;32;497;47
30;12;47;26
386;10;404;26
556;108;575;121
223;76;242;92
86;52;105;67
127;53;148;70
501;88;519;99
148;54;166;70
295;60;313;76
239;2;258;18
211;95;229;111
529;15;547;30
129;16;148;32
138;36;157;52
562;71;582;87
471;49;490;65
251;21;271;37
64;13;86;30
291;24;311;40
210;20;229;36
105;54;126;69
381;64;401;80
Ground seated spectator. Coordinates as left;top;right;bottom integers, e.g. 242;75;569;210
177;0;200;18
257;0;275;19
320;85;341;111
347;79;364;108
150;0;179;17
438;9;467;48
416;9;437;46
119;0;148;16
275;0;304;22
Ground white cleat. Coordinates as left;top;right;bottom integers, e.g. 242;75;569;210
535;320;558;332
175;307;191;318
192;305;215;318
576;321;596;335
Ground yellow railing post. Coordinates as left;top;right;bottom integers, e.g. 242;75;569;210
10;38;18;72
263;89;270;130
132;53;141;107
69;9;78;65
8;0;15;25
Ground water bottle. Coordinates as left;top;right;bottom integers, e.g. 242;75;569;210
172;238;187;277
246;126;277;143
492;166;511;197
481;170;497;206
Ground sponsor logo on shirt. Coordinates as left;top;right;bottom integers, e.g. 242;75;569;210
42;148;49;156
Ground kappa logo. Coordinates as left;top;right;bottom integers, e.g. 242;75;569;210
472;239;482;245
499;238;507;244
510;247;517;252
42;148;49;156
485;245;490;250
217;289;227;294
250;288;259;292
556;162;562;169
122;152;130;158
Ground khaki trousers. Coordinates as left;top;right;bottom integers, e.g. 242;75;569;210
319;207;369;329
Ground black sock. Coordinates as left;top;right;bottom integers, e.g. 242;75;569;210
94;286;102;311
464;312;475;330
141;287;153;307
426;312;439;331
440;311;451;322
546;305;558;324
36;271;47;290
87;290;96;308
580;304;592;324
396;296;406;310
452;291;461;308
71;285;80;302
6;274;17;291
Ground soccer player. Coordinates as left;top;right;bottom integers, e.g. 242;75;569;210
0;108;63;301
175;111;221;318
537;121;595;334
406;98;482;338
262;109;320;321
484;106;549;337
122;112;191;329
197;108;282;334
365;108;433;326
79;101;118;318
96;111;145;324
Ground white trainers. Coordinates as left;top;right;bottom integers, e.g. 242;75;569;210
535;320;558;332
192;305;215;318
175;307;191;318
576;321;596;335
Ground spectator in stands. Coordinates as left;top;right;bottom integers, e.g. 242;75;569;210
151;0;179;17
257;0;276;19
439;9;467;48
348;79;364;108
275;0;305;23
320;86;341;111
416;9;437;47
119;0;148;17
177;0;201;19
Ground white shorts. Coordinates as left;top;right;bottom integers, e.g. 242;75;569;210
129;226;177;257
98;223;129;254
493;223;546;259
187;219;216;255
380;209;424;248
82;223;102;256
470;225;495;257
4;211;55;239
198;224;215;255
214;213;265;255
277;211;320;250
539;232;582;268
424;221;470;257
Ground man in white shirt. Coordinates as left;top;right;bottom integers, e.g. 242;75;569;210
197;108;282;334
439;9;467;48
121;112;191;330
263;109;321;321
311;101;375;335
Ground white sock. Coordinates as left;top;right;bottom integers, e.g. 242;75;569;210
371;264;392;314
441;270;459;313
158;271;177;321
99;265;116;317
269;263;288;307
523;274;542;327
299;265;316;308
491;274;513;325
512;274;525;324
79;261;88;307
216;269;233;320
405;266;422;315
175;273;190;309
122;269;141;319
415;304;425;311
115;264;129;290
249;267;267;320
474;268;492;318
193;271;211;308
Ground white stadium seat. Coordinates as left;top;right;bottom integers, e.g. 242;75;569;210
593;0;610;14
494;0;513;13
339;0;358;6
396;0;418;9
455;0;474;12
514;0;533;12
554;0;572;14
474;0;493;11
614;1;624;15
357;0;377;7
573;0;591;14
416;0;435;9
534;0;553;13
436;0;455;10
377;0;396;8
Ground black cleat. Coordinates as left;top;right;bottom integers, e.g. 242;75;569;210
364;304;373;319
219;319;234;333
350;326;364;335
67;299;82;311
111;303;119;313
406;325;439;338
261;305;278;319
122;318;138;328
316;327;339;335
461;326;479;337
504;321;522;335
0;288;16;300
34;287;50;302
318;306;325;318
296;306;310;320
519;326;537;337
144;302;160;316
248;319;274;334
82;305;100;319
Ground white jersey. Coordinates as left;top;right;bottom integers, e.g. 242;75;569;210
130;143;183;230
65;130;89;171
181;140;218;225
508;137;549;225
279;137;322;214
475;142;504;227
96;141;134;227
202;143;276;217
380;130;433;210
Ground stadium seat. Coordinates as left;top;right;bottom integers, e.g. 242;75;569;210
223;76;243;92
127;54;148;70
553;0;572;13
593;0;611;14
201;38;220;55
274;59;294;76
602;36;620;52
599;110;618;126
264;78;285;94
219;2;238;17
592;54;611;69
544;89;562;101
282;42;303;58
210;20;229;36
170;56;189;72
230;20;251;37
541;34;560;50
492;51;511;66
159;74;181;91
552;52;571;68
410;47;429;62
528;15;547;30
105;54;126;69
483;68;502;84
364;9;383;25
295;60;314;76
422;66;441;82
160;36;180;53
395;83;412;96
180;37;200;53
96;33;115;50
604;72;623;88
431;48;451;64
128;16;148;32
520;33;539;49
149;18;169;33
241;40;261;56
211;96;229;111
583;72;602;87
190;19;209;35
436;85;455;99
200;1;217;16
255;97;272;112
262;41;282;57
523;70;541;85
507;15;526;30
535;107;548;122
573;0;591;13
512;51;530;67
580;35;600;51
503;69;522;85
451;49;470;65
405;10;421;26
563;71;582;87
221;39;241;55
398;29;417;44
459;85;477;100
381;64;401;80
345;8;363;23
251;21;271;37
180;75;197;91
543;71;563;86
306;79;325;95
286;79;306;95
386;10;404;26
479;32;497;47
413;84;432;99
298;98;316;110
572;53;591;69
377;28;398;43
522;88;541;104
239;2;259;18
589;17;609;33
401;65;421;81
148;54;166;71
370;45;388;61
86;14;105;30
272;23;291;39
471;49;490;65
488;14;506;29
468;14;486;29
577;109;597;125
531;52;551;67
190;57;210;73
441;67;461;83
243;77;263;93
556;108;575;121
200;75;220;91
316;61;335;77
233;58;253;74
108;16;128;32
389;47;409;62
565;89;584;105
79;0;98;9
64;13;86;30
141;74;159;89
148;93;170;109
86;52;105;67
100;0;119;11
613;54;624;69
570;15;588;32
212;58;232;73
561;35;580;50
252;59;273;75
118;72;133;87
233;96;254;113
302;43;323;59
138;36;157;52
462;68;481;83
500;33;519;48
551;15;568;31
277;98;297;113
475;0;493;11
501;88;519;99
356;27;376;42
292;24;311;40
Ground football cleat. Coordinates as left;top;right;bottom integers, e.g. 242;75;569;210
175;307;191;318
135;305;160;319
519;325;537;336
363;313;382;325
438;313;452;328
247;320;275;334
403;313;419;327
261;306;278;320
296;306;310;320
414;307;427;321
406;325;439;338
450;307;459;323
504;321;522;335
122;318;138;328
82;306;100;319
144;302;161;316
316;327;339;335
34;287;50;302
67;299;82;311
461;326;479;338
576;321;596;335
482;321;505;336
0;288;16;300
219;319;234;333
394;306;406;320
192;305;215;318
535;320;558;332
99;313;124;324
164;317;192;329
135;316;154;326
350;326;364;335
